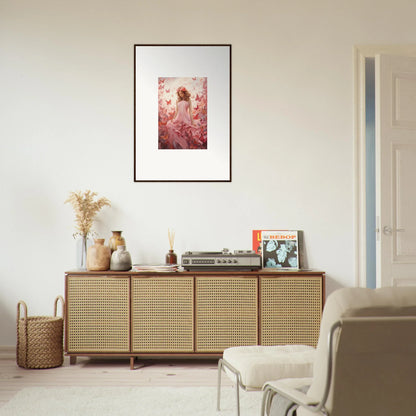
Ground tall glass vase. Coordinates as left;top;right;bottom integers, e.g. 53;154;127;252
76;236;92;270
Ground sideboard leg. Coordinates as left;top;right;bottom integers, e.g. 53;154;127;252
70;356;77;365
130;356;135;370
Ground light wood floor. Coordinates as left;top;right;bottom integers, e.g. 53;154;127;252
0;347;232;408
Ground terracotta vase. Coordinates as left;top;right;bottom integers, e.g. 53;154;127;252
108;231;126;253
87;239;111;271
110;245;132;271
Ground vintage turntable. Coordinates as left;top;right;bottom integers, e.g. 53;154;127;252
181;248;261;271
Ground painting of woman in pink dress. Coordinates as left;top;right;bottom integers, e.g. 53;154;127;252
158;77;207;149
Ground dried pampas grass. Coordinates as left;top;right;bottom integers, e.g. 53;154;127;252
65;190;111;238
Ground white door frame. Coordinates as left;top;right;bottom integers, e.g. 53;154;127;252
354;44;416;288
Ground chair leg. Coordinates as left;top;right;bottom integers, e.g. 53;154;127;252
235;380;240;416
260;387;271;416
217;359;223;411
217;358;242;416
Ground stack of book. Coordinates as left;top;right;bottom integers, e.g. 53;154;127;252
131;264;179;272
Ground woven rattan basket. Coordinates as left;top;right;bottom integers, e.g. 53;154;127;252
16;296;64;369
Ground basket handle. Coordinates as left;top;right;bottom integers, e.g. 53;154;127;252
17;301;28;322
16;301;29;368
54;296;65;319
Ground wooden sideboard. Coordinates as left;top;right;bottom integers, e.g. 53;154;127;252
65;270;325;369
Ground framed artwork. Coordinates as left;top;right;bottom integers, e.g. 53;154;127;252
134;44;231;182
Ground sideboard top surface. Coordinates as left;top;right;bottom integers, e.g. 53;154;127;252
65;269;325;277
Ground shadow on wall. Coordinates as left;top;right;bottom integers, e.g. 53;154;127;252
300;233;345;298
0;298;17;347
325;276;345;298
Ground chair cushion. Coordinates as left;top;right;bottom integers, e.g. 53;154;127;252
223;345;316;389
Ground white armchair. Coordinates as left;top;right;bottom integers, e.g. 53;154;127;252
261;286;416;416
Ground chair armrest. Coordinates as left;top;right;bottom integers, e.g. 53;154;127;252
264;377;313;391
261;378;329;416
263;378;317;407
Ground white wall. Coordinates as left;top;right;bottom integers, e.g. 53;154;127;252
1;0;416;345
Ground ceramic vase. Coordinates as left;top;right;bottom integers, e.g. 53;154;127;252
110;245;132;271
86;239;111;271
165;250;177;265
108;231;126;253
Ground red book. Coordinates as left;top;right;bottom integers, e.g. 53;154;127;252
252;230;265;255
